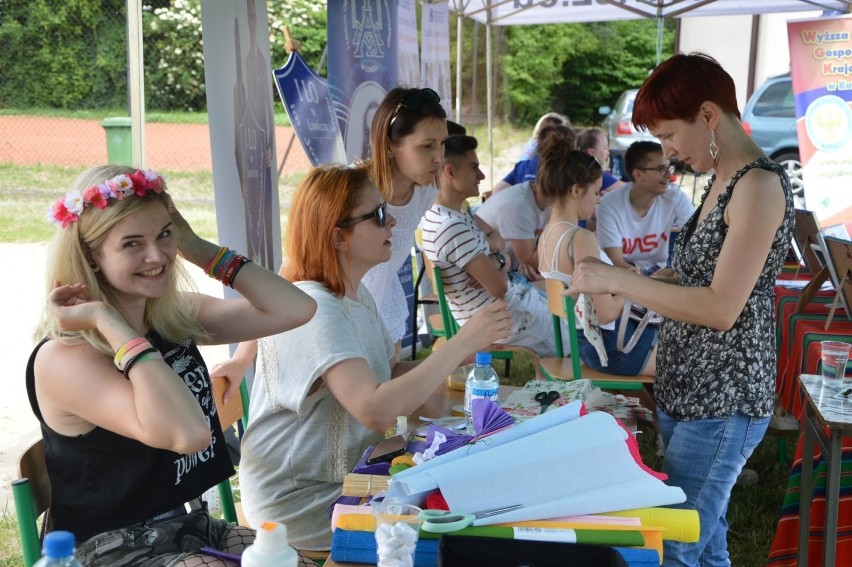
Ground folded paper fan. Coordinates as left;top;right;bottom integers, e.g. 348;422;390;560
472;399;514;438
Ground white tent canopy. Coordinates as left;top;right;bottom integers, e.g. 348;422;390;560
449;0;851;181
455;0;851;26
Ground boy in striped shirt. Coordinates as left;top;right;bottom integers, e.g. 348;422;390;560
420;135;564;357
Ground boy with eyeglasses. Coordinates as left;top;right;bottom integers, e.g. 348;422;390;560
596;141;694;274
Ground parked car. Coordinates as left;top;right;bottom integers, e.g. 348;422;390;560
741;73;804;205
599;88;658;181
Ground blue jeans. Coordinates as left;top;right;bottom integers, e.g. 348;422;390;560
656;409;769;567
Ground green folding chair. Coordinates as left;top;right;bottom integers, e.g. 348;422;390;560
538;278;655;393
213;378;251;524
12;439;50;567
431;265;516;374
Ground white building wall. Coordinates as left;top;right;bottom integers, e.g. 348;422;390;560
679;11;822;110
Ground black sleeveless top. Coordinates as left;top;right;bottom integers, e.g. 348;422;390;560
26;331;234;541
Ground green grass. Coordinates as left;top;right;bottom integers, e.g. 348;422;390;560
0;107;292;126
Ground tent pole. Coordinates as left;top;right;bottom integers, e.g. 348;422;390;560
486;6;493;189
127;0;146;167
455;3;463;123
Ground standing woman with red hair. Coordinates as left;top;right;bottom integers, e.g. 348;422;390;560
570;53;794;566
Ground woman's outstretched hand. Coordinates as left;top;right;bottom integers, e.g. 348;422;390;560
47;282;106;332
567;256;618;297
454;299;513;353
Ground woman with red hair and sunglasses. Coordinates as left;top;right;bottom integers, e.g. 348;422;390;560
236;165;511;551
570;53;794;566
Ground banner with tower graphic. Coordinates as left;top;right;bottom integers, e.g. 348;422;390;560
327;0;403;163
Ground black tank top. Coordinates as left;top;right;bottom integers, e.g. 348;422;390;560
26;331;234;541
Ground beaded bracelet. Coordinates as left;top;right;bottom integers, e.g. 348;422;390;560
123;348;161;378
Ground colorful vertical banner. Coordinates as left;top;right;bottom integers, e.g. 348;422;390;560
787;15;852;228
327;0;399;162
398;0;421;88
201;0;280;273
421;0;452;116
272;52;347;167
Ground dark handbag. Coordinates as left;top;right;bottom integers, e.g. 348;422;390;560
438;535;629;567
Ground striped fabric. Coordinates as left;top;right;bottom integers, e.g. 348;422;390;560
420;205;494;323
768;436;852;566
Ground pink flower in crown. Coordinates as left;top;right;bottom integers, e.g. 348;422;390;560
49;199;78;229
82;185;109;209
111;174;135;199
143;169;166;193
63;190;85;215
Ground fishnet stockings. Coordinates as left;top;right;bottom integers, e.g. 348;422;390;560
172;526;318;567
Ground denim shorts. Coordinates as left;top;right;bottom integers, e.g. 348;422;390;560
576;317;658;376
77;509;239;567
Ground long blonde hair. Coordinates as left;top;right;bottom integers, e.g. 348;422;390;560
36;165;205;355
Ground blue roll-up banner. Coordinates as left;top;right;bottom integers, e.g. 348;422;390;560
327;0;399;162
272;52;347;167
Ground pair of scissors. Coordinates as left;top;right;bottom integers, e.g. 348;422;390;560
419;504;522;533
534;390;560;414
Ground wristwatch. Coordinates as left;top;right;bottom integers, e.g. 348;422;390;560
490;251;506;270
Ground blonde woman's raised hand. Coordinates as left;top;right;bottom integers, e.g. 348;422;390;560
162;194;206;262
47;282;108;332
454;299;513;353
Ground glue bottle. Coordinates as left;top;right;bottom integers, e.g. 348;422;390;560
464;352;499;433
241;521;298;567
34;531;83;566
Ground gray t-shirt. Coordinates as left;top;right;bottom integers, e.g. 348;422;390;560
474;181;547;266
239;281;394;550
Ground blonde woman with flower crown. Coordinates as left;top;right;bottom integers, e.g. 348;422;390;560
27;164;318;567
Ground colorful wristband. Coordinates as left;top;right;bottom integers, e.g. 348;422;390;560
114;338;149;368
122;348;159;378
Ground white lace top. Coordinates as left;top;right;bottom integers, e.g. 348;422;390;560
362;184;439;341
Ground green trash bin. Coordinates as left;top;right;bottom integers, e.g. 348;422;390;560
101;117;133;166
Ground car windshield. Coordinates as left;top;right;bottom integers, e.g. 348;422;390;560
752;80;794;118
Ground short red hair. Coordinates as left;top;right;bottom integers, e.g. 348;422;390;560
632;52;740;131
282;165;373;297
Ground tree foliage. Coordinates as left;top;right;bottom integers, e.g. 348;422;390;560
0;1;671;120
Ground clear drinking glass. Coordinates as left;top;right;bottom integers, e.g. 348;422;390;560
373;499;421;567
821;340;851;384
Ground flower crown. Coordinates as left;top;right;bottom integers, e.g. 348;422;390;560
48;169;167;228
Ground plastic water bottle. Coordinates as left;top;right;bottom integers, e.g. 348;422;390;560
241;521;298;567
34;531;83;566
464;352;499;432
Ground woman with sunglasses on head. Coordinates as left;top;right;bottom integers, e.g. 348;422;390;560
237;165;512;551
361;86;448;352
209;87;447;400
27;165;317;566
537;147;658;377
569;53;794;566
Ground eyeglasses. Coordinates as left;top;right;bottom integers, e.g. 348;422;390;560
637;164;676;177
338;201;388;229
389;88;441;129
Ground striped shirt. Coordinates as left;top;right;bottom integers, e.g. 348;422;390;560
420;205;494;323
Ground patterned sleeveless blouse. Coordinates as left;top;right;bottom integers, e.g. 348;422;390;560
655;158;794;421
